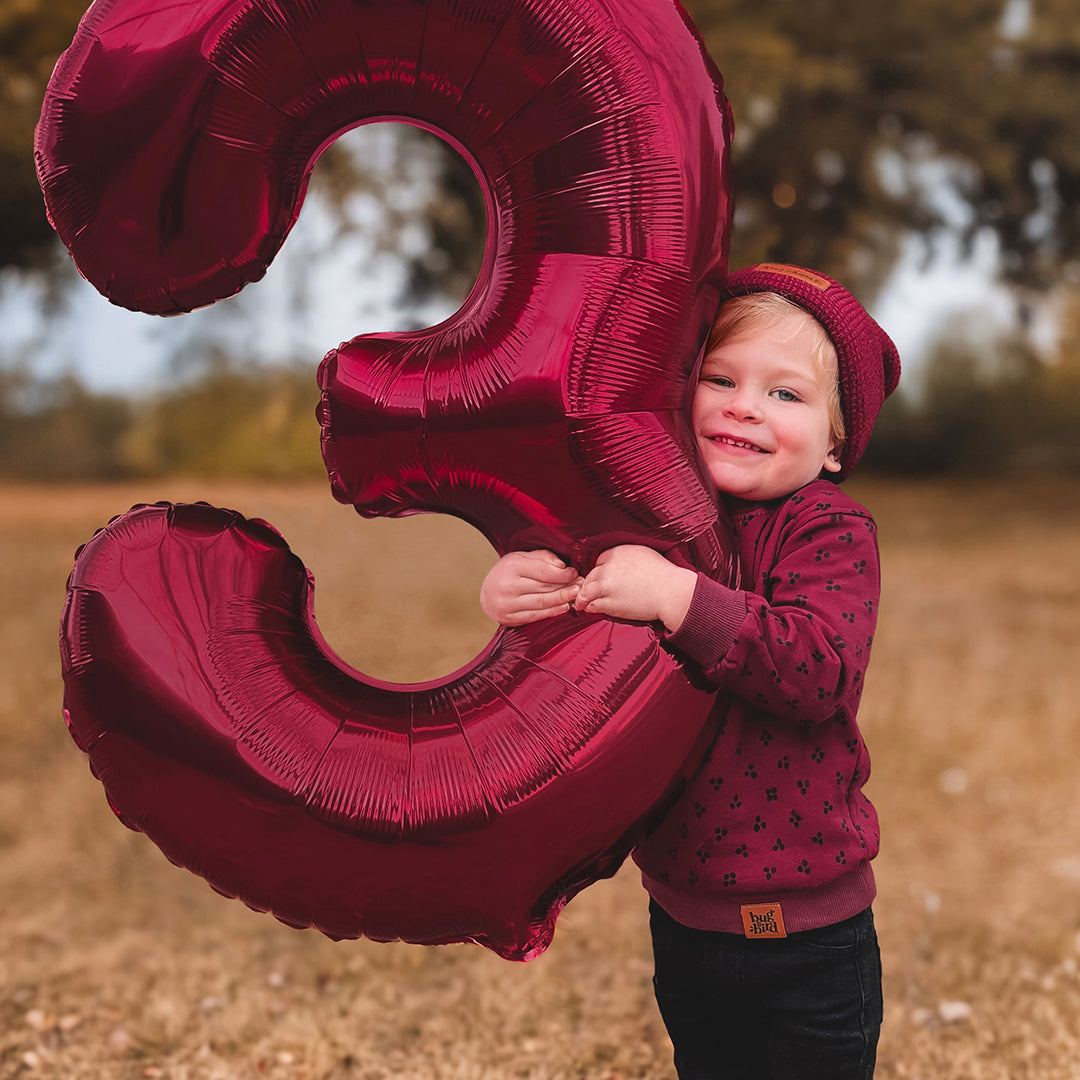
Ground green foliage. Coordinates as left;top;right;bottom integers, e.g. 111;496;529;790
0;0;91;263
0;370;132;480
3;0;1079;482
122;362;325;479
865;318;1080;475
6;0;1079;296
0;362;325;481
4;325;1080;480
683;0;1078;292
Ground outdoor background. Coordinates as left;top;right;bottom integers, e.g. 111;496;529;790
2;0;1080;1077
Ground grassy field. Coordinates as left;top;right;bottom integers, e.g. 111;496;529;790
2;477;1079;1079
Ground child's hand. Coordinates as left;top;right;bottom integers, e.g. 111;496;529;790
480;550;583;626
576;545;697;632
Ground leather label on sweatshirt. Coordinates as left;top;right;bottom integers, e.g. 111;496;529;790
740;903;788;939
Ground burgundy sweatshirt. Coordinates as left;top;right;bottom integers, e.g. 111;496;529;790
634;479;881;937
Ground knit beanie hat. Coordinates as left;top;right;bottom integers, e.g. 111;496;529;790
721;263;901;480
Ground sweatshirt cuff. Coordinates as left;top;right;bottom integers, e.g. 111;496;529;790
665;572;749;670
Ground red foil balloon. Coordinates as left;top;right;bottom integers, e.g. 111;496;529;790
40;0;736;959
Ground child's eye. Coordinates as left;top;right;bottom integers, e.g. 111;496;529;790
702;374;734;388
773;388;801;403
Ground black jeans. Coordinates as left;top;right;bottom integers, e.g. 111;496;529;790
649;901;882;1080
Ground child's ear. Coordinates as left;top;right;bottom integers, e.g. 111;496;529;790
822;444;843;474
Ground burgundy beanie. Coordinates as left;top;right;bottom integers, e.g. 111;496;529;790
721;263;901;480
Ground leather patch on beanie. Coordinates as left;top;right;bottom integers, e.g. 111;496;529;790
740;903;788;939
754;263;831;291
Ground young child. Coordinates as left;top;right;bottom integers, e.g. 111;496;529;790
481;263;900;1079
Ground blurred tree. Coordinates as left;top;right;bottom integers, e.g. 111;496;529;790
0;358;326;480
864;288;1080;475
313;124;485;312
3;295;1078;480
5;2;1078;483
0;369;133;479
0;0;484;296
0;0;88;264
6;0;1078;300
684;0;1079;296
121;356;325;478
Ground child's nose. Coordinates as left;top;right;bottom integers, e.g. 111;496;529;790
723;391;762;422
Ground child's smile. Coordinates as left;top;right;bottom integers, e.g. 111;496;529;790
693;310;841;501
708;433;770;454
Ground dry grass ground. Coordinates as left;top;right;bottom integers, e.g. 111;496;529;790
1;477;1079;1079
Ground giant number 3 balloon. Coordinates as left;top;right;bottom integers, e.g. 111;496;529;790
38;0;736;959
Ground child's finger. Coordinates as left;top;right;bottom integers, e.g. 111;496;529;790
530;563;580;586
574;594;611;617
534;549;570;568
519;549;570;569
528;583;579;608
501;600;572;626
507;550;579;585
575;575;606;611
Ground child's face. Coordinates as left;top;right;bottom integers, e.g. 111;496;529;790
692;309;842;501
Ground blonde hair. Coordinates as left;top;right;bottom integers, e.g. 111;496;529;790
707;292;846;447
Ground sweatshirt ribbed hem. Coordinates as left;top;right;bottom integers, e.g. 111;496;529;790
665;573;748;668
640;862;876;936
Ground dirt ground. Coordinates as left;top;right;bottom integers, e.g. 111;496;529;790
1;477;1079;1079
